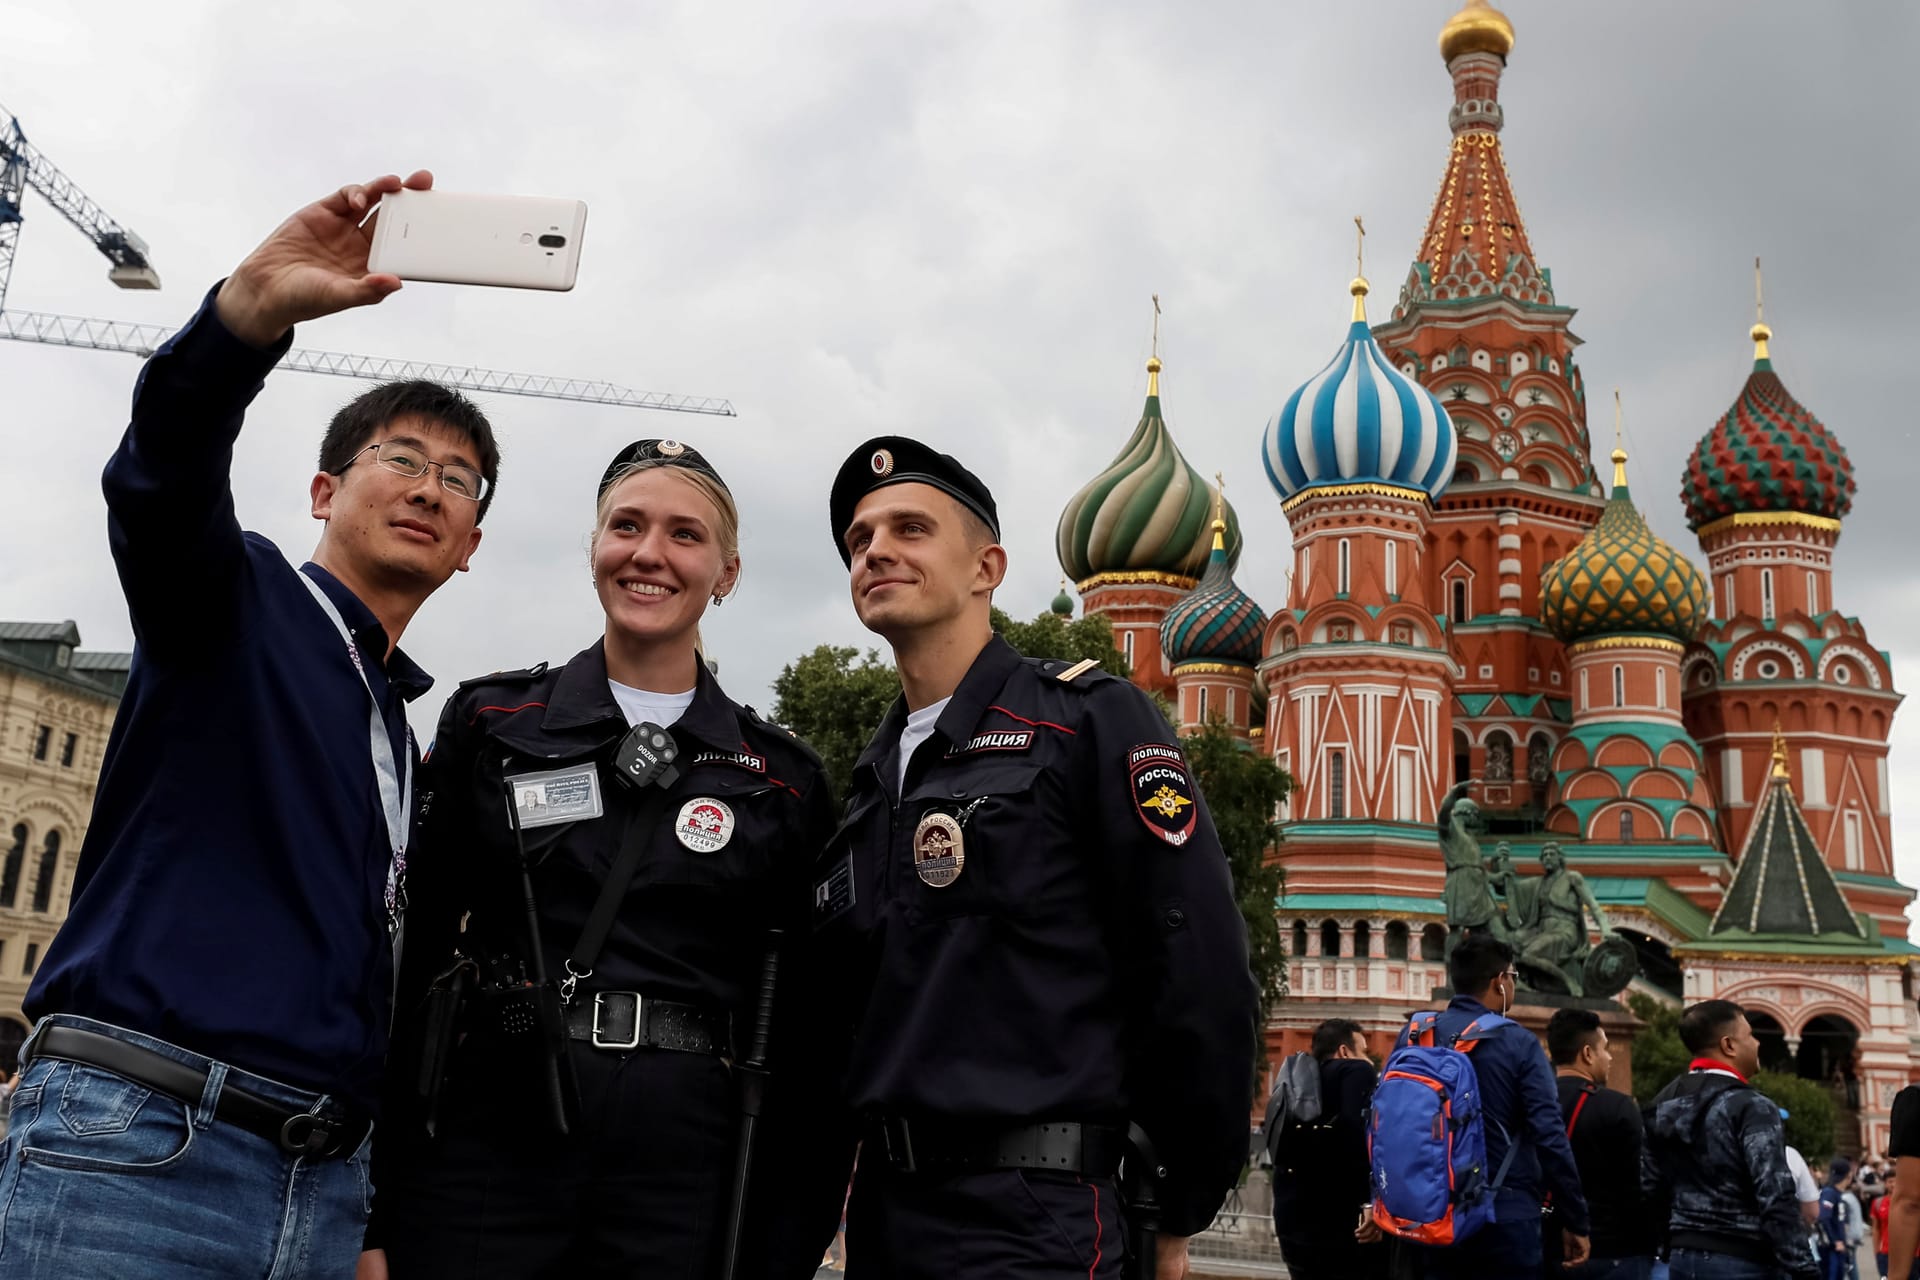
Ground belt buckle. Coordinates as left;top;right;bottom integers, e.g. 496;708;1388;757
881;1117;917;1174
280;1111;337;1156
591;991;643;1050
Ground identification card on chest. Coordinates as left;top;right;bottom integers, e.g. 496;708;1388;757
507;763;605;829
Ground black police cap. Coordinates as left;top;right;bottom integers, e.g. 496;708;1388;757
829;436;1000;566
599;439;730;499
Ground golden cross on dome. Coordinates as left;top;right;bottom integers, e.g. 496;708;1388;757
1355;215;1367;278
1770;718;1793;786
1151;293;1161;359
1752;256;1772;361
1147;294;1163;395
1610;389;1628;489
1210;472;1227;548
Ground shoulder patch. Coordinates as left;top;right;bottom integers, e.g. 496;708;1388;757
1129;742;1198;847
1024;655;1115;690
1055;657;1100;683
458;661;548;690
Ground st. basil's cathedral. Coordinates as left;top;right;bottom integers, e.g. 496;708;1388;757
1054;0;1917;1152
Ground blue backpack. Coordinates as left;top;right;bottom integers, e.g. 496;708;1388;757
1367;1010;1517;1246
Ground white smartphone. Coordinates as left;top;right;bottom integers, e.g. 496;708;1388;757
367;189;588;291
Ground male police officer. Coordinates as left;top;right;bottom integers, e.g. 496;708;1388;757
785;436;1259;1279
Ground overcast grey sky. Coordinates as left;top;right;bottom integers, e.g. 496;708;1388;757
4;1;1916;933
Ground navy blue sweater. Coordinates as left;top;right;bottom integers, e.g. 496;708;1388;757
26;285;429;1114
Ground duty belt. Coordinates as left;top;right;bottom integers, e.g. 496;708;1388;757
872;1115;1125;1178
25;1025;371;1159
562;991;724;1055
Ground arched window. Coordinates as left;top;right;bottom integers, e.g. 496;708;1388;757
1619;810;1635;842
1722;574;1735;615
1197;686;1210;723
1451;579;1470;624
1354;920;1373;960
1419;924;1446;962
0;824;24;909
1385;541;1398;596
1291;919;1308;958
1613;665;1625;708
1329;751;1347;818
1453;730;1472;786
1761;569;1776;620
1338;539;1352;595
1385;921;1410;961
1320;920;1342;958
31;830;61;913
1657;667;1667;710
1807;571;1819;615
1122;629;1135;667
1484;731;1513;782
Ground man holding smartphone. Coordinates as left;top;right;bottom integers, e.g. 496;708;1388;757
0;171;500;1278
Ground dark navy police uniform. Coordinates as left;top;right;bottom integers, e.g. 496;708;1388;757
371;440;835;1278
774;437;1260;1279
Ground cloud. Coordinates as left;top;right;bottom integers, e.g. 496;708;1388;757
4;0;1917;936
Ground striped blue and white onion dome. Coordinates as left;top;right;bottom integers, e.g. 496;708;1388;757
1262;278;1458;506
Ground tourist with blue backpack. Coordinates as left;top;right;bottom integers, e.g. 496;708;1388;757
1368;934;1591;1279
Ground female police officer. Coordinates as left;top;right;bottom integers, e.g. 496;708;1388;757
361;440;834;1278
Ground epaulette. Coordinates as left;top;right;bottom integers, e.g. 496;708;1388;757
742;703;826;770
457;661;548;691
1027;656;1112;688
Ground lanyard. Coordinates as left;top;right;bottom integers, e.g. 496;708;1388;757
297;568;413;936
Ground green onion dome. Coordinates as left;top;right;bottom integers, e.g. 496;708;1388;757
1160;519;1267;667
1541;449;1709;645
1056;357;1243;584
1680;324;1855;531
1050;581;1075;617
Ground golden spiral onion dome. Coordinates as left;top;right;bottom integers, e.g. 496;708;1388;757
1539;450;1710;646
1439;0;1515;62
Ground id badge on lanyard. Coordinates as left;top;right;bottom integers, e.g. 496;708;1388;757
298;569;414;1001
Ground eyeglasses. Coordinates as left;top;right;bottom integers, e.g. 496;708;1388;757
342;441;490;502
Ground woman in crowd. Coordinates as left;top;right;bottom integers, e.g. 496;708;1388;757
361;439;835;1278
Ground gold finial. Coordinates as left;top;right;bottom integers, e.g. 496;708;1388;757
1147;294;1162;395
1751;257;1772;361
1210;472;1227;549
1611;389;1628;489
1351;216;1370;321
1770;718;1792;785
1439;0;1515;63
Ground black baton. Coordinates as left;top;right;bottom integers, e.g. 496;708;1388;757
1123;1122;1166;1280
720;930;784;1280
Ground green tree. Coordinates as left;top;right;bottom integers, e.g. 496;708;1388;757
769;645;900;798
1627;992;1689;1105
1753;1072;1838;1164
1181;718;1294;1037
990;606;1131;678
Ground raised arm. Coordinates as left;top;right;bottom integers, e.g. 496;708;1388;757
103;171;430;655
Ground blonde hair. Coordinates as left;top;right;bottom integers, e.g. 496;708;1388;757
592;460;742;656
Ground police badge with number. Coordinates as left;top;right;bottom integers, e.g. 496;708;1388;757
912;812;965;887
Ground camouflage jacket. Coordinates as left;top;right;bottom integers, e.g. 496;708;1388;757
1640;1067;1818;1279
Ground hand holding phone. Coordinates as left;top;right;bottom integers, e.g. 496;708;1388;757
368;189;588;291
216;169;433;348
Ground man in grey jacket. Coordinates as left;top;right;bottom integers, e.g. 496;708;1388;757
1641;1000;1817;1280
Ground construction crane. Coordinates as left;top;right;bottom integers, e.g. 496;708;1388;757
0;102;733;415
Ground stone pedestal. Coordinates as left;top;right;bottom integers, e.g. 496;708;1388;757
1426;988;1645;1093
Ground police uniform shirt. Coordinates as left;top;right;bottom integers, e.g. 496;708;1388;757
808;634;1259;1238
397;640;835;1032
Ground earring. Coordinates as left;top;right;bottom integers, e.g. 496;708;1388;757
711;592;725;606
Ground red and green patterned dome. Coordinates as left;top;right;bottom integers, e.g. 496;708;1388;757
1680;325;1855;531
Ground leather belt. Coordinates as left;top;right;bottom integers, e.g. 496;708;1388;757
562;991;723;1055
25;1025;370;1159
872;1116;1125;1178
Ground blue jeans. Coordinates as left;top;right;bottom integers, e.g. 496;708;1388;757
0;1015;373;1279
1569;1258;1654;1280
1666;1248;1785;1280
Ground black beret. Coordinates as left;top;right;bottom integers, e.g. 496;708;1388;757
599;439;730;499
829;436;1000;566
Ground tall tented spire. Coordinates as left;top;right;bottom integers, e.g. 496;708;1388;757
1709;740;1867;939
1398;0;1553;312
